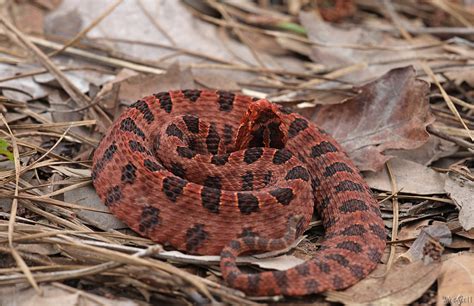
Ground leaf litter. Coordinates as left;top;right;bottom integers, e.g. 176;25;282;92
0;0;473;305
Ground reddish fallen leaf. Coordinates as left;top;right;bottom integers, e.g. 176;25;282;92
310;66;434;171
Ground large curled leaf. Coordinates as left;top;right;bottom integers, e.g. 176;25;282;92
311;66;434;171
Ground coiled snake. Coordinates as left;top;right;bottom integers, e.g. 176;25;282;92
92;90;386;296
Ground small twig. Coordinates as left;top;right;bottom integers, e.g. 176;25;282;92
28;35;165;75
0;114;41;294
92;37;236;65
384;160;399;275
427;125;474;150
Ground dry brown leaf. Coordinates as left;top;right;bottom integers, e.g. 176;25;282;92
365;157;446;194
444;172;474;231
437;252;474;306
311;66;434;171
326;261;441;305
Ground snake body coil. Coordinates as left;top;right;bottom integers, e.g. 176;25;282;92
92;90;386;296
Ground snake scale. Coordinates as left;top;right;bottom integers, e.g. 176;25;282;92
92;90;386;296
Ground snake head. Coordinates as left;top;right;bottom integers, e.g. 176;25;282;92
235;99;288;150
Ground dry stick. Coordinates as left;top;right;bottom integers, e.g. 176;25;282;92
3;194;109;213
94;37;236;65
382;0;474;142
434;125;474;139
423;64;474;141
427;125;474;150
30;35;343;82
56;236;214;300
431;93;474;111
137;0;176;46
380;194;453;205
0;159;87;181
0;264;80;274
18;177;89;192
0;245;163;285
29;35;165;74
188;62;348;81
0;229;132;245
384;160;399;275
49;97;105;113
36;180;92;199
431;107;474;129
399;26;474;35
13;108;98;146
15;127;72;180
48;0;124;57
0;115;41;293
0;229;82;244
20;201;100;235
0;66;113;83
10;120;96;130
298;62;367;88
0;246;54;267
440;72;474;109
0;135;87;168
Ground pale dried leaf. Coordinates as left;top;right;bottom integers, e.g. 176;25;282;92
437;252;474;306
444;172;474;231
365;157;446;194
64;185;126;230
